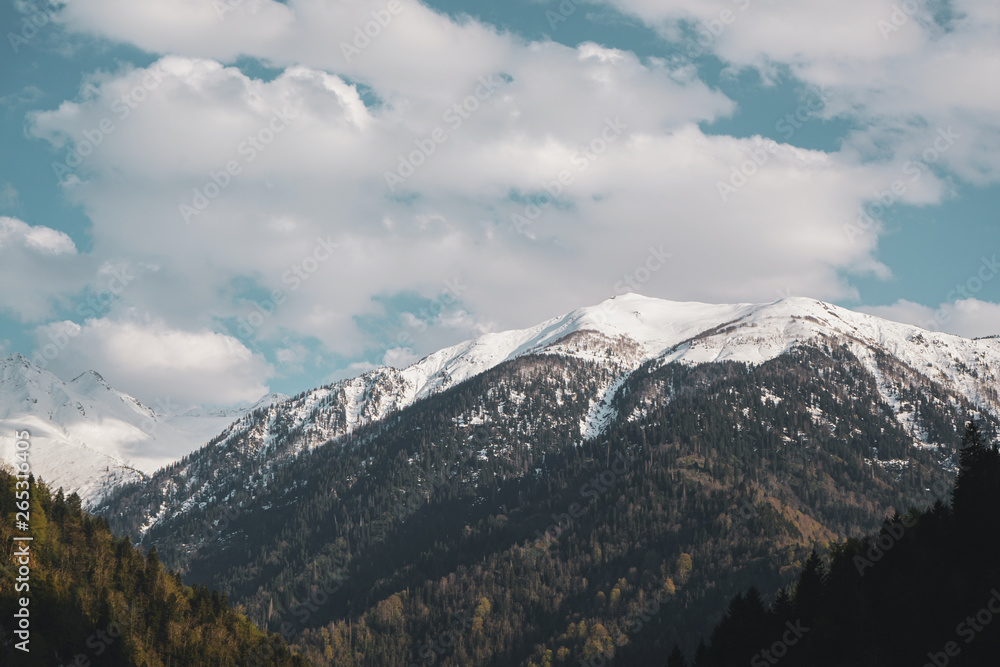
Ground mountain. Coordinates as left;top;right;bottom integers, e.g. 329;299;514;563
99;294;1000;534
0;354;287;505
92;294;1000;665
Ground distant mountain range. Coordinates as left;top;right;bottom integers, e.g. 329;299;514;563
0;353;286;504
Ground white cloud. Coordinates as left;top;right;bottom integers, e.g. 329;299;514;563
34;316;272;407
23;225;78;255
0;217;87;321
21;48;906;359
15;0;995;402
381;346;420;368
599;0;1000;183
860;298;1000;339
0;216;76;255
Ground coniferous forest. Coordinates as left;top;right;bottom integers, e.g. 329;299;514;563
88;345;993;665
682;420;1000;666
4;344;998;665
3;0;997;662
0;466;305;666
5;415;999;666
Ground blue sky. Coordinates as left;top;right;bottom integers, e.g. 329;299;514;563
1;0;998;409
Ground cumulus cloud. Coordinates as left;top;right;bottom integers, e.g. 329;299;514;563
599;0;1000;182
34;316;272;407
0;217;87;321
11;0;996;405
860;298;1000;339
23;49;899;352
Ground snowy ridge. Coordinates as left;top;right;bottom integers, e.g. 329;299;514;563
654;296;1000;436
12;294;1000;509
183;293;1000;482
99;293;1000;541
384;294;999;441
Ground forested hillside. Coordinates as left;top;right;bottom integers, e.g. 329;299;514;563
96;342;985;665
688;420;1000;666
0;466;305;666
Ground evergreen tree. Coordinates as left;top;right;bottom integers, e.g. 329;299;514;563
666;644;688;667
793;550;826;623
686;416;1000;666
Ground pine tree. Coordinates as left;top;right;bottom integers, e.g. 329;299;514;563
952;418;1000;555
770;586;794;620
691;640;709;667
666;644;687;667
952;420;994;513
794;550;826;623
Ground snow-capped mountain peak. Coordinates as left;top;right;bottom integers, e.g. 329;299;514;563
8;294;999;507
90;294;1000;542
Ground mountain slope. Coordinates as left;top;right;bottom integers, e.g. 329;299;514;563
689;421;1000;667
97;294;1000;543
90;294;1000;665
0;465;306;666
103;344;987;665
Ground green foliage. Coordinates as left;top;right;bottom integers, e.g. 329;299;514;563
0;469;305;666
